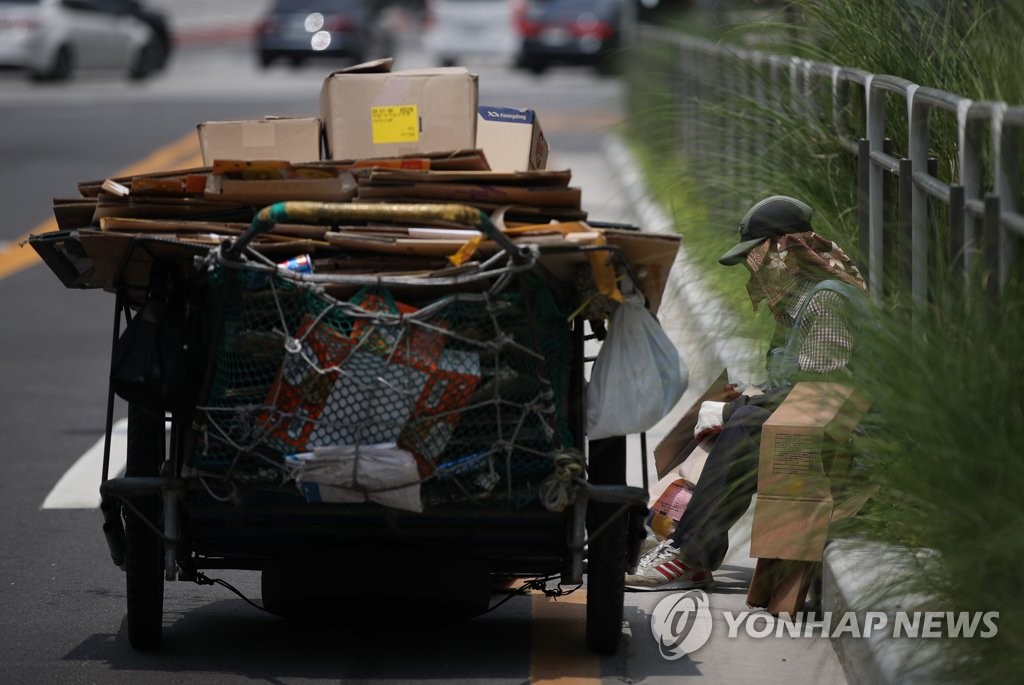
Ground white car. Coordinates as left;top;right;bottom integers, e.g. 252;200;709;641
422;0;521;67
0;0;164;82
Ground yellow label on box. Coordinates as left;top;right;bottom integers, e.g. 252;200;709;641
371;105;419;144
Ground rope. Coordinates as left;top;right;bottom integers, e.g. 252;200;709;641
539;449;585;512
194;259;573;505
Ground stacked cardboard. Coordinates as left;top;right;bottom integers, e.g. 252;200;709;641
33;57;681;314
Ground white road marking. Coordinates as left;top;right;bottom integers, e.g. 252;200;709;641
42;419;128;510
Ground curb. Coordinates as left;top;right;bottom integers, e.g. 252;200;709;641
824;541;945;685
601;132;923;685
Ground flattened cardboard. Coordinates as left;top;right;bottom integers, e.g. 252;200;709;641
749;496;834;561
747;558;819;616
749;382;872;562
756;382;869;500
476;106;549;171
204;172;358;204
653;369;732;479
603;228;681;315
363;168;572;186
356;181;579;207
197;117;323;165
320;63;478;160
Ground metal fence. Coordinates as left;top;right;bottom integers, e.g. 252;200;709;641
638;26;1024;302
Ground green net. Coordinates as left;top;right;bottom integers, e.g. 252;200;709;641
193;262;576;509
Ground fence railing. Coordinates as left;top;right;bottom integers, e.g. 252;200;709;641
637;26;1024;302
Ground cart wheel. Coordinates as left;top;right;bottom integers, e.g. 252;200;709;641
585;436;627;654
124;403;164;651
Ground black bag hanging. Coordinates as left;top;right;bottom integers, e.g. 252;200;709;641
110;296;198;412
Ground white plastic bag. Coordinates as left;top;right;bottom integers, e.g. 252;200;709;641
586;298;688;440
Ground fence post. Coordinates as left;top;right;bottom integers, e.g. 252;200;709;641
899;158;914;300
949;184;966;283
909;97;930;305
866;76;885;298
858;138;871;281
984;194;1002;299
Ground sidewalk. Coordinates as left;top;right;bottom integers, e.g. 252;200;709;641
598;134;939;685
559;137;848;683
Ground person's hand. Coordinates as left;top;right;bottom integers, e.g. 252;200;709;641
694;401;726;441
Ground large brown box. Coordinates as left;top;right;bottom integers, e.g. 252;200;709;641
197;117;322;165
746;382;872;615
749;382;872;562
319;59;478;161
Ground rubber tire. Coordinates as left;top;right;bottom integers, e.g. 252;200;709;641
31;45;72;82
585;436;627;654
128;41;163;81
124;403;164;651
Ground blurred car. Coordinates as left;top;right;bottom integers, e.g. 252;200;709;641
0;0;168;82
422;0;520;67
123;0;171;74
514;0;622;75
256;0;393;69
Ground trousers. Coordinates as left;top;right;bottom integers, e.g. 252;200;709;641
667;404;772;570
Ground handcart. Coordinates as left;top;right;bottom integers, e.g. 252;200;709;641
33;202;651;654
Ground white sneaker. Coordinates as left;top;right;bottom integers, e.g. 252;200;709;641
625;542;713;591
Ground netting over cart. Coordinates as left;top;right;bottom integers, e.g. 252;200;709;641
191;260;576;509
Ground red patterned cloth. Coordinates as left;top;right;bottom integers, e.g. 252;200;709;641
744;231;866;312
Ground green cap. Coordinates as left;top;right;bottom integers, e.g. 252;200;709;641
719;196;813;266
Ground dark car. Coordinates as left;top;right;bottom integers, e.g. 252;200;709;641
256;0;392;68
514;0;621;76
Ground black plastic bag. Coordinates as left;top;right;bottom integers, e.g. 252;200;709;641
110;298;199;411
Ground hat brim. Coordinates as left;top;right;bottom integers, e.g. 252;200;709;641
718;238;767;266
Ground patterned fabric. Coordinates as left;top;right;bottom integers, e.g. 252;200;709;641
783;280;857;376
744;231;866;313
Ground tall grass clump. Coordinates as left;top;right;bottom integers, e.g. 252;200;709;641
848;268;1024;684
624;1;1024;681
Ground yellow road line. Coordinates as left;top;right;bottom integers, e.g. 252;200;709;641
0;130;201;282
530;590;602;684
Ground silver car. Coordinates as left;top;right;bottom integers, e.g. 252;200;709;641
423;0;520;67
0;0;162;82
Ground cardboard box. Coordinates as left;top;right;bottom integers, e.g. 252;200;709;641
319;59;478;160
203;172;358;204
749;382;872;562
476;106;549;171
746;558;819;616
197;117;323;165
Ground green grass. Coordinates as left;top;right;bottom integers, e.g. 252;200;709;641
624;2;1024;682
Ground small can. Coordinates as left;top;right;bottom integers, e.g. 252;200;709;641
278;254;314;274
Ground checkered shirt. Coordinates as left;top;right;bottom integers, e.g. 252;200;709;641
781;280;856;376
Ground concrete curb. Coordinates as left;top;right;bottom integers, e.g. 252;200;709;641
823;541;945;685
600;134;762;383
601;132;929;685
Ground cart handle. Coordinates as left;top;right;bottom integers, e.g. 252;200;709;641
225;201;532;264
